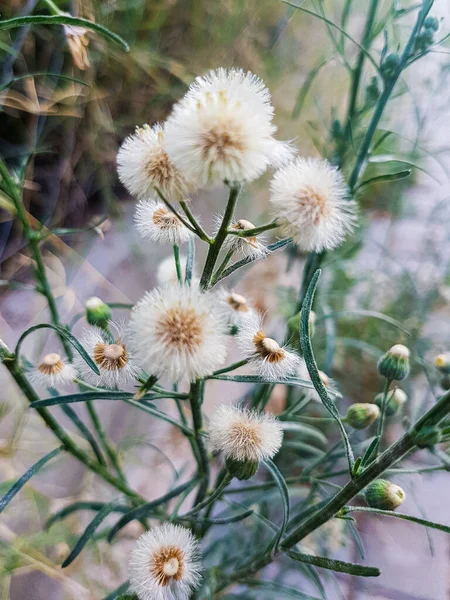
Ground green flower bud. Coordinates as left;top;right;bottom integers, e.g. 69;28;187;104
365;76;380;106
424;16;439;32
374;388;407;417
381;53;400;80
85;297;112;329
345;403;380;430
413;425;442;449
365;479;405;511
226;457;259;481
378;344;410;381
435;353;450;375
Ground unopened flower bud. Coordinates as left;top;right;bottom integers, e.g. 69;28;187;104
85;297;112;329
375;388;407;417
413;425;442;449
381;53;400;80
435;353;450;375
378;344;410;381
424;16;439;32
365;479;405;511
225;457;259;481
345;403;380;430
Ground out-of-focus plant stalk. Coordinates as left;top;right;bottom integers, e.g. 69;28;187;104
190;380;210;505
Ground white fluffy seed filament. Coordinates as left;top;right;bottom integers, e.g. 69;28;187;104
253;331;285;363
152;206;181;230
296;185;331;225
227;292;249;313
201;123;245;162
155;307;203;352
229;421;262;458
233;219;257;248
152;546;184;586
38;353;64;375
94;342;128;371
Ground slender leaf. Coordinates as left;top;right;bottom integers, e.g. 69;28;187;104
186;237;195;285
346;518;365;559
356;170;411;190
209;374;339;397
62;500;121;567
316;309;410;334
287;550;379;577
102;582;131;600
239;579;320;599
292;58;329;119
281;422;328;447
60;403;106;465
368;154;441;184
264;459;290;554
180;508;253;525
0;446;63;513
0;15;129;51
47;501;130;529
31;391;138;407
16;323;100;375
361;436;380;467
108;479;197;541
343;506;450;534
300;270;354;473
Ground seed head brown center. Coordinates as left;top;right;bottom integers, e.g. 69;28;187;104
94;342;128;370
296;185;330;225
227;292;248;313
38;353;64;375
156;306;203;352
253;331;285;363
151;546;184;587
153;207;180;229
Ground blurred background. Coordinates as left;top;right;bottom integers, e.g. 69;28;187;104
2;0;450;598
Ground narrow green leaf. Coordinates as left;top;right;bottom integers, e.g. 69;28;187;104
60;403;106;465
287;550;379;577
15;323;100;375
186;237;195;285
300;270;355;473
368;154;441;184
281;422;328;447
102;582;131;600
0;15;129;51
352;457;363;477
180;508;253;525
31;391;137;408
239;579;320;599
62;500;121;567
209;374;339;397
343;506;450;534
47;501;130;529
292;58;329;119
346;518;365;559
356;170;411;191
361;436;380;467
264;459;290;554
316;309;410;334
0;446;63;513
108;479;197;542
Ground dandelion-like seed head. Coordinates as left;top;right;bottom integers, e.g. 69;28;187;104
217;289;254;329
222;218;268;261
208;404;283;465
117;123;195;200
134;200;193;246
270;157;357;252
165;68;294;185
129;523;201;600
74;324;139;388
30;353;76;388
129;285;227;382
237;312;300;379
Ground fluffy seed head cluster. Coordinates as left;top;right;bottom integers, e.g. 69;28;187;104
129;285;228;381
164;68;293;185
134;200;194;246
129;523;202;600
223;218;268;260
74;324;139;388
117;123;195;200
270;157;356;252
30;353;76;387
208;404;283;462
237;312;300;379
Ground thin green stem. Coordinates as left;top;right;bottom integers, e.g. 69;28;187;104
180;200;211;243
154;188;197;234
173;244;182;283
189;380;210;506
199;183;241;290
41;0;62;16
210;249;234;286
85;400;125;480
210;359;248;377
226;220;280;238
375;379;393;454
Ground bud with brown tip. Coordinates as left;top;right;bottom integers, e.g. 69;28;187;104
365;479;405;511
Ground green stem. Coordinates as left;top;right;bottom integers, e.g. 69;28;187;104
210;359;248;377
189;380;210;506
375;378;393;454
226;220;280;238
210;249;234;286
199;183;241;290
41;0;62;16
180;200;211;243
173;244;182;283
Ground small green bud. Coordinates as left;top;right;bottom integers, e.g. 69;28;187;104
424;16;439;32
85;297;112;329
374;387;407;417
378;344;410;381
365;76;380;106
226;458;259;481
365;479;406;511
380;53;400;80
413;425;442;449
345;403;380;430
435;353;450;375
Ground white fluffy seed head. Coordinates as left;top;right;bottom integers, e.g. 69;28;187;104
217;288;254;327
164;68;294;185
134;200;194;246
223;218;268;261
129;285;228;382
129;523;202;600
29;353;77;388
236;312;300;379
270;157;357;252
73;323;140;388
208;404;283;462
117;122;196;200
